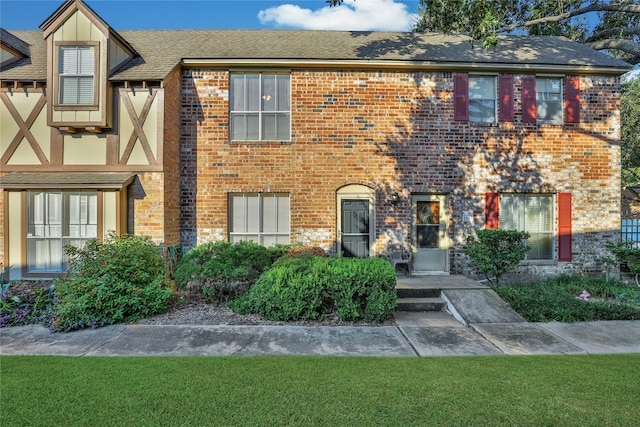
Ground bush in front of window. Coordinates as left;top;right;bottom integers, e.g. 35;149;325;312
465;229;531;286
229;256;397;323
174;240;288;303
50;233;173;332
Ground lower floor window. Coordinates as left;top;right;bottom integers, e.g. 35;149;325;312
27;190;98;273
229;192;290;246
499;194;553;260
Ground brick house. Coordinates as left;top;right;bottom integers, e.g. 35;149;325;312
1;0;632;280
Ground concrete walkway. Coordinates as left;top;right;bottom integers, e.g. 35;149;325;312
2;275;640;357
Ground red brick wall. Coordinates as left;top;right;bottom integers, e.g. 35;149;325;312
180;69;621;275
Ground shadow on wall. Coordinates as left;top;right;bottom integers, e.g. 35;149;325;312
127;175;147;235
366;67;620;275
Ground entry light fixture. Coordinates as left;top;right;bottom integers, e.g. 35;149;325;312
391;192;400;206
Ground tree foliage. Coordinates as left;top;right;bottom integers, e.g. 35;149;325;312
328;0;640;64
621;78;640;186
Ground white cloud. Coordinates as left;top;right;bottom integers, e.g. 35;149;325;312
258;0;418;31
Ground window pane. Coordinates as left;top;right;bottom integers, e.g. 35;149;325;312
246;195;259;232
276;74;290;110
246;74;260;111
276;113;290;140
263;195;277;233
77;76;94;104
277;194;290;232
262;113;277;141
469;100;496;123
77;46;94;74
230;74;246;111
230;195;246;232
262;74;277;112
231;113;259;140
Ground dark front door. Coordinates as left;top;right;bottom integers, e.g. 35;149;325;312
341;199;370;257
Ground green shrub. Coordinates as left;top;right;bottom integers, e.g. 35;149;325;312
465;229;530;285
51;233;173;332
605;240;640;284
1;281;54;327
174;240;288;302
493;275;640;322
229;256;396;322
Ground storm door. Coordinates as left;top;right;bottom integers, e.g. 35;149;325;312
411;194;449;272
341;199;370;257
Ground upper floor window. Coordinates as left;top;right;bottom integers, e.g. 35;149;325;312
522;76;579;124
536;77;562;124
59;45;95;105
454;74;513;123
230;73;290;141
468;76;496;123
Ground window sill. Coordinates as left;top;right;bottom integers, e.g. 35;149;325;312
226;140;292;145
520;259;557;266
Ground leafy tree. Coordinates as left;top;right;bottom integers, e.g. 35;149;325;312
621;77;640;186
328;0;640;64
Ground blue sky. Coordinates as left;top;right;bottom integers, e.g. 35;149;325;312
0;0;421;31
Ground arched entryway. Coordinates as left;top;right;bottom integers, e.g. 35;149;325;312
337;185;375;257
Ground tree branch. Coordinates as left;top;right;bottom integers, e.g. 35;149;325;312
501;3;640;33
586;38;640;56
587;26;640;42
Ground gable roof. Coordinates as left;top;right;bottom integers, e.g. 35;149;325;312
1;29;632;82
0;28;30;58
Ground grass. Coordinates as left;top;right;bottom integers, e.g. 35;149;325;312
2;354;640;426
493;275;640;322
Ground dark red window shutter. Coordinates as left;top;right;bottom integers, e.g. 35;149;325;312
485;192;499;229
499;75;514;122
521;77;536;123
565;77;580;123
558;193;572;261
453;74;469;121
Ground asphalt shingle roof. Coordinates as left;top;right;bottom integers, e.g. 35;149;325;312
1;29;632;82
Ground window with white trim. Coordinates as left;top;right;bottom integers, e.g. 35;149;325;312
27;190;98;273
536;77;562;124
230;73;290;141
229;193;290;245
499;194;553;260
468;76;496;123
59;45;95;105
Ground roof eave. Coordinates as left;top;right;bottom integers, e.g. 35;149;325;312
181;58;632;76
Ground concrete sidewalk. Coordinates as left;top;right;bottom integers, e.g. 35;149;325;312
2;275;640;357
2;316;639;357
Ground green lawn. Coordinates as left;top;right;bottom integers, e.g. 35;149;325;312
2;355;639;426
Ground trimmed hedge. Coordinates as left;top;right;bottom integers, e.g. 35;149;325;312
174;241;288;302
229;256;397;322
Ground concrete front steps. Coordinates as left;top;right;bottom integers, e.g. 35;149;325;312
395;275;488;314
396;286;447;312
